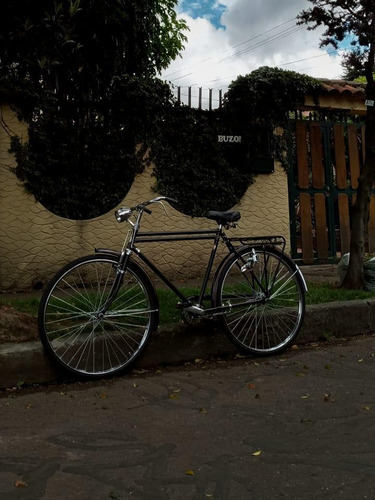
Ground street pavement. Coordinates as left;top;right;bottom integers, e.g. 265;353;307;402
1;334;375;499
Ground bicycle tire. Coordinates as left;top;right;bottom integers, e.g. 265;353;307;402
38;253;158;378
213;245;305;355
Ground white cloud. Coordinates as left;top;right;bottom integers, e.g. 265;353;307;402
161;0;345;107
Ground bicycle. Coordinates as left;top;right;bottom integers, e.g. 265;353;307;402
38;196;307;379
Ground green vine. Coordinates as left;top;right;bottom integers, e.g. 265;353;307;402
8;66;322;219
224;66;322;171
150;106;253;217
9;77;172;220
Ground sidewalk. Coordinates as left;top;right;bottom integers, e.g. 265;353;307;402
3;264;375;389
2;299;375;388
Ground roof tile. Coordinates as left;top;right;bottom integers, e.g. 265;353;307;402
319;79;365;96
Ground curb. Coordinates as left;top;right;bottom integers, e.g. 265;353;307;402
1;300;375;388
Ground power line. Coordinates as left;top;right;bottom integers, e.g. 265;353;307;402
219;25;303;62
169;24;304;84
280;50;337;67
171;72;193;82
171;50;341;90
169;29;303;84
164;13;342;88
223;17;297;52
163;16;297;79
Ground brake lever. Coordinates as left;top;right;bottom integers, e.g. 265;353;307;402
159;197;178;216
152;200;169;216
160;202;169;217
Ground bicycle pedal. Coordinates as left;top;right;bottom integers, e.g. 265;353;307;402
185;305;205;316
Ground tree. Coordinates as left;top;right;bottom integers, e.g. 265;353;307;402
0;0;187;219
0;0;187;98
298;1;375;289
342;48;369;81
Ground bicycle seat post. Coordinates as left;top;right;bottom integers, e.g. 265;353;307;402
197;224;223;306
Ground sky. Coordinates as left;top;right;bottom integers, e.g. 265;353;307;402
160;0;347;108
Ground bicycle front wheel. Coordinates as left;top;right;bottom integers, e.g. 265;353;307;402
213;246;305;355
38;254;158;378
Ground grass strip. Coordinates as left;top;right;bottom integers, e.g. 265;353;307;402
305;283;375;305
1;283;374;326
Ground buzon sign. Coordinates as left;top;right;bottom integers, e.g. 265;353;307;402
218;135;242;143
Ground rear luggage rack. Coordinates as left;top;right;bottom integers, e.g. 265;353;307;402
229;235;286;252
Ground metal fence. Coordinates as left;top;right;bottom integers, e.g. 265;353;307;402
173;86;223;110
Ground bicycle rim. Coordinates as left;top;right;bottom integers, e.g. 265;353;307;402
39;256;157;377
216;248;305;354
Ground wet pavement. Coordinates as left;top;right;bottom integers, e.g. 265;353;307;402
1;334;375;499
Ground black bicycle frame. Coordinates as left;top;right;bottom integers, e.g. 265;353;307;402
97;219;289;315
131;229;289;314
133;228;226;307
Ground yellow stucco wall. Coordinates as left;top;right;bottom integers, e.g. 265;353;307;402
304;94;366;115
0;105;290;291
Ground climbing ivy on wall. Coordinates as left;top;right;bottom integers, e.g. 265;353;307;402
225;66;322;128
224;66;322;171
9;76;173;220
7;65;322;220
150;67;322;216
150;106;253;217
2;0;187;220
10;104;139;220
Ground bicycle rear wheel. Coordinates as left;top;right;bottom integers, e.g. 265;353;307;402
213;246;305;355
38;254;158;378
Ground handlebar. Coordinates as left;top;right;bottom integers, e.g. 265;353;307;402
134;196;178;211
115;196;178;223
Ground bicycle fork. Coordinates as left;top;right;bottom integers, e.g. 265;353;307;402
96;250;130;316
97;219;141;316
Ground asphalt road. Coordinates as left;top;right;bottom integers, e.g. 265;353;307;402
1;335;375;499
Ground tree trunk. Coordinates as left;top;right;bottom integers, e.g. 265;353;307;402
342;82;375;289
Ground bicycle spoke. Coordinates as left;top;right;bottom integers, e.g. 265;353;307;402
39;256;157;377
216;247;304;355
